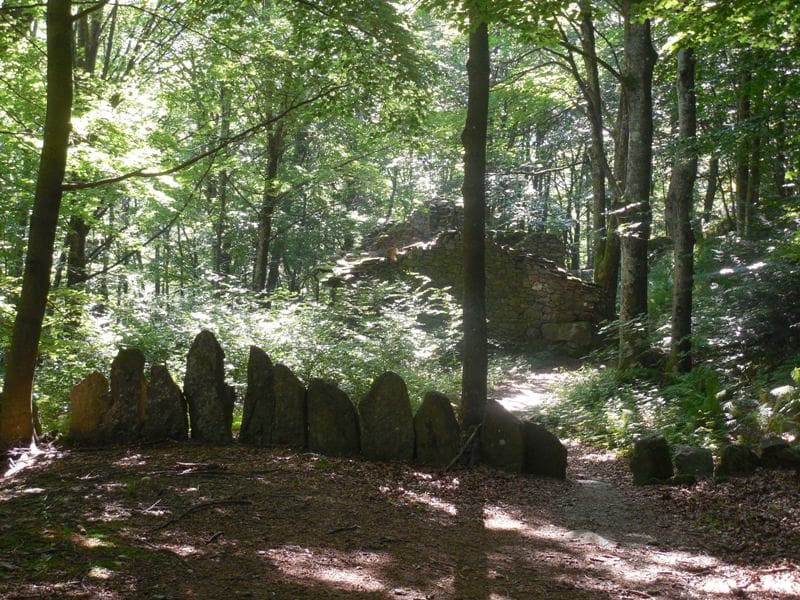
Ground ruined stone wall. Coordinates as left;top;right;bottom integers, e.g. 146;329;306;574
397;231;608;354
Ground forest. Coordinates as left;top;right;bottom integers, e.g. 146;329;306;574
1;0;799;598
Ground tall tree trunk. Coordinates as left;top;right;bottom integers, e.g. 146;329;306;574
618;0;656;368
460;20;489;435
65;214;89;286
668;48;698;373
1;0;73;448
253;122;285;292
702;156;719;230
734;68;751;237
214;83;232;276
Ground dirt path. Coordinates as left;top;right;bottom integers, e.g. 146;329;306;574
0;369;798;599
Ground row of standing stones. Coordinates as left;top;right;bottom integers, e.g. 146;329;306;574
630;433;800;485
69;330;568;478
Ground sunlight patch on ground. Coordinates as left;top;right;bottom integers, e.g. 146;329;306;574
88;566;114;579
71;533;114;549
401;490;457;516
157;542;200;558
3;443;64;478
265;546;390;593
113;454;146;467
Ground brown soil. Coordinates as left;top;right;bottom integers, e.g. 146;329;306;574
1;440;798;599
1;371;798;599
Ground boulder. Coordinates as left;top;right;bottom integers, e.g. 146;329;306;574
629;433;673;485
673;445;714;480
272;364;307;448
359;372;414;462
184;330;234;444
101;348;147;443
307;379;360;457
69;372;111;444
239;347;275;446
759;438;800;470
141;365;188;442
715;444;759;478
521;421;567;479
414;391;461;467
480;400;524;473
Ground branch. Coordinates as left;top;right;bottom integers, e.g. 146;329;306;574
71;0;110;21
445;424;481;472
62;84;346;191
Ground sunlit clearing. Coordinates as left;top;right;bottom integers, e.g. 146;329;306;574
71;534;114;549
497;387;551;412
265;547;390;593
88;566;114;580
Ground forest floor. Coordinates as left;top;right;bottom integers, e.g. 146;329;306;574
1;367;799;599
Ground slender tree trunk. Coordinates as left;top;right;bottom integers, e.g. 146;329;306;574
214;83;232;276
65;214;90;286
460;20;489;435
745;125;762;237
702;156;719;229
618;0;656;368
668;48;698;373
1;0;73;448
734;68;751;237
253;122;285;292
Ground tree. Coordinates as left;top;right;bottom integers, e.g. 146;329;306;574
667;47;698;372
618;0;656;368
1;0;73;448
460;15;490;436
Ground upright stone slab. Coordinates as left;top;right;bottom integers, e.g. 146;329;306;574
141;365;188;442
69;372;111;444
630;433;673;485
716;444;760;478
101;348;147;443
480;400;524;473
272;364;307;448
307;379;360;457
759;438;800;470
521;421;567;479
673;445;714;480
239;346;275;446
359;372;414;462
184;330;234;444
414;391;461;467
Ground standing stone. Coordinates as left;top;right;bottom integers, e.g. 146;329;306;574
716;444;760;478
521;421;567;479
359;372;414;462
141;365;188;442
69;372;111;444
629;433;673;485
759;438;800;470
272;364;307;448
307;379;360;457
480;400;524;473
239;347;275;446
184;330;234;444
414;391;461;467
673;445;714;479
101;348;147;443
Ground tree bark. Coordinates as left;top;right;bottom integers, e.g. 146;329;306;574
253;122;285;292
214;83;232;277
702;156;718;229
668;48;698;373
734;68;751;237
1;0;73;447
460;20;489;434
618;0;656;368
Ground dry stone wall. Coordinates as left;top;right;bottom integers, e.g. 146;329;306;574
387;231;609;355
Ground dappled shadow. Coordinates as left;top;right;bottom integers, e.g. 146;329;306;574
1;443;798;599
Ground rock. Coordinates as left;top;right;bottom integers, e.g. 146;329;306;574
307;379;360;457
715;444;759;478
541;321;593;350
101;348;147;443
69;372;111;444
759;438;800;470
414;391;461;467
630;433;673;485
521;422;567;479
272;364;307;448
359;372;414;462
480;400;524;473
239;347;275;446
184;330;234;444
141;365;188;442
673;445;714;480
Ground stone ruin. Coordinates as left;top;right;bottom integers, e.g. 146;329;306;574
68;330;567;478
339;230;609;355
